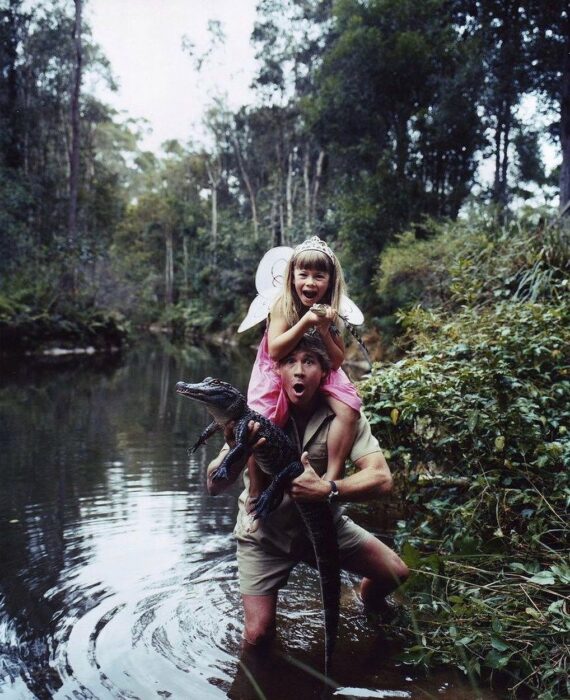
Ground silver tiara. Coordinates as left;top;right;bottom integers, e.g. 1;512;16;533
293;236;335;262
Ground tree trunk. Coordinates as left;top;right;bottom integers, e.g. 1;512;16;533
271;187;281;247
183;234;189;301
165;227;174;306
274;141;285;245
560;14;570;217
278;199;285;243
492;99;512;211
68;0;82;270
303;147;311;232
286;150;294;235
311;149;325;224
493;118;503;203
205;158;220;261
232;136;259;237
211;185;218;252
5;3;21;170
500;102;511;209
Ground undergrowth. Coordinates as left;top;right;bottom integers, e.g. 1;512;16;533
361;212;570;699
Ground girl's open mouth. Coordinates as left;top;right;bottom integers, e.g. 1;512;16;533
293;382;305;396
302;290;317;299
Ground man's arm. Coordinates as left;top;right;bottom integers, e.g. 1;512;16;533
288;450;393;503
206;420;265;496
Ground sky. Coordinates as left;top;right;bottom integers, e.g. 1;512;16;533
84;0;557;205
86;0;259;153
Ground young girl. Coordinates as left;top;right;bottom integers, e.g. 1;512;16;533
247;236;362;490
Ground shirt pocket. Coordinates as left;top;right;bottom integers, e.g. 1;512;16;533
307;440;328;476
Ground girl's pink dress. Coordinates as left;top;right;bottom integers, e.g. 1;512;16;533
247;330;362;427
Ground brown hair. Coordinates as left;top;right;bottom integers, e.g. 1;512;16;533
277;333;332;374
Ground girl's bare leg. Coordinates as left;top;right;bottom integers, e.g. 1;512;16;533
323;396;360;481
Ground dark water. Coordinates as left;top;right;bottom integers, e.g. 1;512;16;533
0;341;500;700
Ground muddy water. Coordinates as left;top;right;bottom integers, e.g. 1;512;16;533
0;341;500;699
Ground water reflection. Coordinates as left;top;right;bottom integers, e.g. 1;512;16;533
0;340;499;699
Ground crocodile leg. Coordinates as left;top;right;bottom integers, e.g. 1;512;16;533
191;420;222;453
250;460;304;519
211;418;252;481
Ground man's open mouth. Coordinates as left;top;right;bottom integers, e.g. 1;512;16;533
292;382;305;396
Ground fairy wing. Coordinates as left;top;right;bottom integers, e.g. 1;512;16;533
238;287;280;333
255;246;293;293
238;246;293;333
339;294;364;325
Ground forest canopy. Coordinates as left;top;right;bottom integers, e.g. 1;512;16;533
0;0;568;350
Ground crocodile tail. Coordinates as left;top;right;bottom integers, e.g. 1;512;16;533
296;502;340;676
338;314;372;368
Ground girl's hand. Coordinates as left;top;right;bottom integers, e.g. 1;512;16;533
302;309;323;330
308;304;337;335
315;315;332;335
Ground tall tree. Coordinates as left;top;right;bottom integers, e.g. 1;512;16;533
68;0;83;286
523;0;570;215
306;0;483;306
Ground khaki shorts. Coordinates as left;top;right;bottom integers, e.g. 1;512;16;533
236;514;374;595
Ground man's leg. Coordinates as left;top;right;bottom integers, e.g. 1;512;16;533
342;536;409;612
242;593;278;647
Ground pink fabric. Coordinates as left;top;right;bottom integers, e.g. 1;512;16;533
247;330;362;427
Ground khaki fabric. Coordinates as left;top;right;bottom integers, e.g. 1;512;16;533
234;402;382;594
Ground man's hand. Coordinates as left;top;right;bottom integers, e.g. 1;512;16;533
223;420;267;452
288;452;331;502
207;421;266;496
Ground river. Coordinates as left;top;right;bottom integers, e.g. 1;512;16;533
0;340;500;699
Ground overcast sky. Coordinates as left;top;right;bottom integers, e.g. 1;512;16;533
85;0;259;153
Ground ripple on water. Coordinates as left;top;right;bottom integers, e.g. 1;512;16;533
46;556;242;699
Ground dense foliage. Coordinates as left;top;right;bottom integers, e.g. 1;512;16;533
360;214;570;699
1;0;568;353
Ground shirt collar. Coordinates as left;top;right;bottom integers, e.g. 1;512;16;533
288;401;334;450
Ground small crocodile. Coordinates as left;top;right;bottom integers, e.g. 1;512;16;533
310;303;371;367
175;377;340;674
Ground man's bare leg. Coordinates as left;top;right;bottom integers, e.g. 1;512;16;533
241;593;278;647
342;536;409;612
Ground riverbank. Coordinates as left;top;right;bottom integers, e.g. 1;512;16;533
0;304;129;358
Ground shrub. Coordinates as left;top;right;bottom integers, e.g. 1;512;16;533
361;214;570;699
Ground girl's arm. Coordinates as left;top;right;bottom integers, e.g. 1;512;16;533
318;321;344;370
267;306;317;360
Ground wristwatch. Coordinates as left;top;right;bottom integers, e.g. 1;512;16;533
327;480;339;502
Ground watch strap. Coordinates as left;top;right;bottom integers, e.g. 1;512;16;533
327;480;339;501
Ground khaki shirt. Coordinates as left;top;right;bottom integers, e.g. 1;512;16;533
234;402;382;555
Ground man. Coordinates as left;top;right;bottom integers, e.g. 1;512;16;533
206;334;409;647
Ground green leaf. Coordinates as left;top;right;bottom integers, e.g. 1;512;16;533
485;649;512;670
550;564;570;584
491;636;510;652
400;542;422;568
467;411;479;432
527;571;556;585
494;435;505;451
